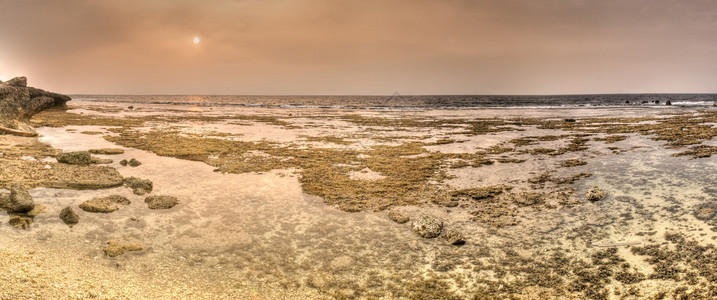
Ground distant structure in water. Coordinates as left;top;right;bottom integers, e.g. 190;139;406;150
385;91;409;105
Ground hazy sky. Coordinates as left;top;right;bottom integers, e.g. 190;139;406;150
2;0;717;95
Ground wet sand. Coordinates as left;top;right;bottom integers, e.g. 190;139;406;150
2;102;717;298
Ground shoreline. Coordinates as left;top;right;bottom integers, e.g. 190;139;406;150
2;102;717;298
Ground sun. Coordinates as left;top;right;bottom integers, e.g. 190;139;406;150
193;37;200;44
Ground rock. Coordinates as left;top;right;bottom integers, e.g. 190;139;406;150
442;229;466;245
144;195;179;209
586;186;606;202
119;159;128;166
128;158;141;167
103;240;144;257
56;151;92;165
564;119;576;122
666;100;672;106
88;148;125;155
9;215;32;229
411;215;443;238
0;76;71;136
59;206;79;225
124;177;153;195
388;211;410;224
6;184;35;213
127;106;134;110
90;157;113;164
3;77;26;87
78;195;130;213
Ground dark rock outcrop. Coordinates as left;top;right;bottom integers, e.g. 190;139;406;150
59;206;80;226
124;177;153;195
144;195;179;209
411;215;443;238
0;76;71;136
79;195;130;213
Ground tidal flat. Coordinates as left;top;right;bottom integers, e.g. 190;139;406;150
2;102;717;298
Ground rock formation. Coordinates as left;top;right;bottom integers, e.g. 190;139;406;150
4;184;35;213
79;195;130;213
56;151;93;165
411;215;443;238
388;211;410;224
144;195;178;209
0;76;71;136
59;206;80;226
124;177;153;195
586;186;606;202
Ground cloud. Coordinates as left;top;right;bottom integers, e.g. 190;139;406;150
1;0;717;94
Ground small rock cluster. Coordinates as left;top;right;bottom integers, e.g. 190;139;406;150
124;177;153;195
119;158;142;167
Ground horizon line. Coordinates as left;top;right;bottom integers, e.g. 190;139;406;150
66;92;717;97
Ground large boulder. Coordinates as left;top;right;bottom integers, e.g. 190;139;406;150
0;76;71;136
411;215;443;238
5;184;35;213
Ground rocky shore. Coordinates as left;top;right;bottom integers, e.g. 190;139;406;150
0;77;70;136
3;82;717;298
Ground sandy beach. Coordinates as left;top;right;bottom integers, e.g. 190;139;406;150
1;101;717;298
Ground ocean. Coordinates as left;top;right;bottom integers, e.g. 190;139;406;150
70;93;717;109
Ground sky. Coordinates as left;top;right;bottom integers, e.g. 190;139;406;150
1;0;717;95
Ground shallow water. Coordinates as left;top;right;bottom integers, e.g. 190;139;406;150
3;104;717;298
